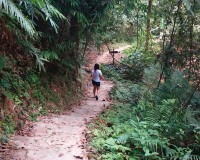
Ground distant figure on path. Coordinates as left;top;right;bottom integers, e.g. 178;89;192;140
91;63;104;100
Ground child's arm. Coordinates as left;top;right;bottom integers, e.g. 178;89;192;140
100;74;104;80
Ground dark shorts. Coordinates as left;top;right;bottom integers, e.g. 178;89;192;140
92;80;100;86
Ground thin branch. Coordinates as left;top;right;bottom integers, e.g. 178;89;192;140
157;33;166;88
180;82;200;108
169;0;182;47
80;31;89;62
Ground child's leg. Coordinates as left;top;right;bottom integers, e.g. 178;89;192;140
93;85;97;97
96;86;100;96
95;86;100;100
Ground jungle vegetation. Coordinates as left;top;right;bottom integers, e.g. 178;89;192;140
0;0;200;159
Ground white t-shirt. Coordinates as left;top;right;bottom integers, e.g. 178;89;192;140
92;69;102;82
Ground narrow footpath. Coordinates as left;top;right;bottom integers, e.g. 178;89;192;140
8;45;130;160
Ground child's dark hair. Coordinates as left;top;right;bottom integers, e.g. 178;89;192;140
94;63;99;71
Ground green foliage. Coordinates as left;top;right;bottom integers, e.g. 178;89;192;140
0;71;31;100
121;51;145;81
28;111;39;122
89;104;136;159
153;70;193;104
143;64;161;90
20;40;48;72
190;92;200;107
101;64;122;81
1;1;200;158
3;115;16;134
0;0;35;35
38;1;66;33
39;51;60;61
111;81;141;106
0;67;68;138
0;0;66;36
0;56;7;70
1;134;8;143
88;62;200;159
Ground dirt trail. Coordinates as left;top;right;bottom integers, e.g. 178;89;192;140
7;45;130;160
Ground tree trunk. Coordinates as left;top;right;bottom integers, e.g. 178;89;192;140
69;16;80;60
145;0;153;51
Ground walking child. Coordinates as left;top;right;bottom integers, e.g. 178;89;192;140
91;63;104;100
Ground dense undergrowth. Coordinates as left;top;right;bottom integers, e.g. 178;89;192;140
0;54;84;143
87;51;200;160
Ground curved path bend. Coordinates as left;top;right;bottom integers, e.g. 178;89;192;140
8;45;130;160
10;81;113;160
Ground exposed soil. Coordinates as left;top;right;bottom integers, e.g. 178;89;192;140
3;45;130;160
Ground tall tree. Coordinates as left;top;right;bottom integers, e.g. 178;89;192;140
145;0;153;51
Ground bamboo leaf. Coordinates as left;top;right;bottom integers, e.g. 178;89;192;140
183;0;191;11
0;0;36;36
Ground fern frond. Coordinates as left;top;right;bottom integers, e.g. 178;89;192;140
39;50;60;61
116;134;129;144
159;99;176;121
20;40;48;72
185;107;200;127
45;2;66;20
191;92;200;106
48;18;59;32
39;1;66;33
189;155;200;160
0;0;35;36
144;110;159;123
143;64;162;90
